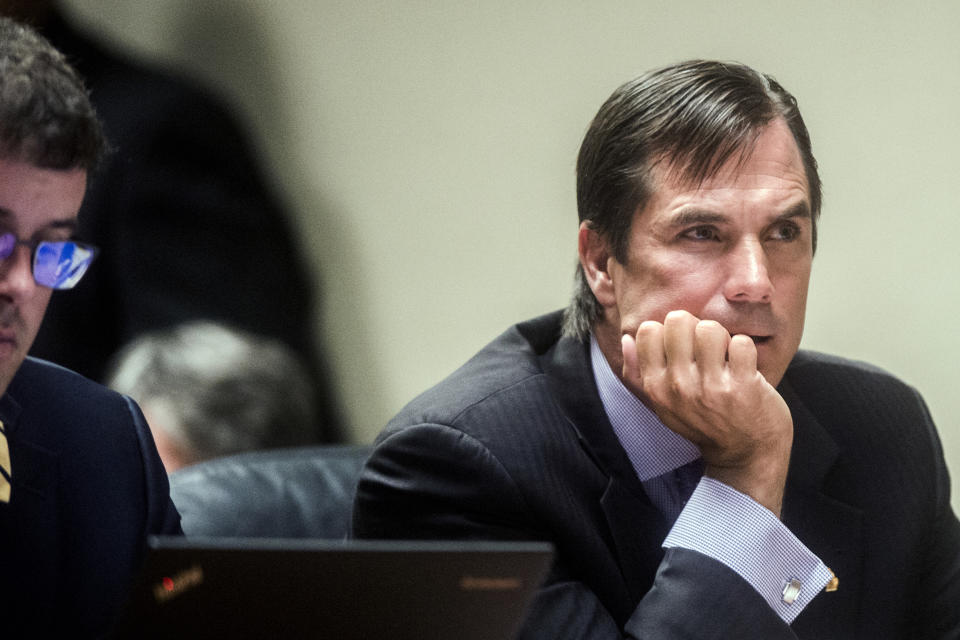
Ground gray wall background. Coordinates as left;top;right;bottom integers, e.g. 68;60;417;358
62;1;960;511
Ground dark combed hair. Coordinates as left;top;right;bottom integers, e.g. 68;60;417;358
562;60;821;339
0;17;105;171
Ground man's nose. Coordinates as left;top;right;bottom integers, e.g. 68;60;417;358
723;238;772;303
0;246;37;301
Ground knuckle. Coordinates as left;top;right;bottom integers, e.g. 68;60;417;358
696;319;722;333
664;309;688;322
636;321;661;337
642;375;675;409
699;381;728;407
665;309;697;328
666;369;689;398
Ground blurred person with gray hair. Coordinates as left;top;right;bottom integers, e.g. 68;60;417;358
108;320;317;473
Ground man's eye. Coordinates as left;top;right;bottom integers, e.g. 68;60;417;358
770;222;800;241
682;226;718;241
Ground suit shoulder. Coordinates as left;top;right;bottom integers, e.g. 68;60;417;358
384;312;566;435
3;359;154;478
786;350;929;429
11;357;129;411
788;349;912;390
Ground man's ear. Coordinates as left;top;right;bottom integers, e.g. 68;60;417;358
577;221;617;308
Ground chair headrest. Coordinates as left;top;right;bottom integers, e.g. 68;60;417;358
168;444;372;539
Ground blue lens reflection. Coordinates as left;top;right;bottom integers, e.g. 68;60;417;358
33;242;96;289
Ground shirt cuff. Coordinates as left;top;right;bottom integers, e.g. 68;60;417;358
662;477;833;624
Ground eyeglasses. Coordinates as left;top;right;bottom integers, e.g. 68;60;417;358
0;232;98;290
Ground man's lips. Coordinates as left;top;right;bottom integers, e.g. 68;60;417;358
0;326;18;349
700;314;776;346
720;326;773;345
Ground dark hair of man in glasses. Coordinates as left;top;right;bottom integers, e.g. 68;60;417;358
563;60;822;340
0;16;105;171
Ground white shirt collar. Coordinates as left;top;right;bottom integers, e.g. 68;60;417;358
589;334;700;480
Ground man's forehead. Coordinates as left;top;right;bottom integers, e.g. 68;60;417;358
648;121;809;197
0;159;87;231
0;205;79;223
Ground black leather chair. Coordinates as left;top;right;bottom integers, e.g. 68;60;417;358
168;444;372;539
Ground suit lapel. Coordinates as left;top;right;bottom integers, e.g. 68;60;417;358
599;480;671;599
0;393;62;607
1;392;59;502
779;379;864;634
542;331;669;599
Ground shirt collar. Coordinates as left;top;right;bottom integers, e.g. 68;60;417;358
589;334;700;481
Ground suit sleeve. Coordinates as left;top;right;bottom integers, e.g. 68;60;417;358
126;395;182;536
907;389;960;637
351;422;797;639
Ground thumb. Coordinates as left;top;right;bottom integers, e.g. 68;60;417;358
621;332;640;381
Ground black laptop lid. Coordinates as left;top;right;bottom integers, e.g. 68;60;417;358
112;537;553;640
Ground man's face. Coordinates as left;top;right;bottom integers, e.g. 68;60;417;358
0;157;86;396
602;118;813;388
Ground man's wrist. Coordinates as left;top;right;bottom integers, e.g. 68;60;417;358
664;477;832;624
705;454;789;518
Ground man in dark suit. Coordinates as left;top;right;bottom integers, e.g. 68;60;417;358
0;18;181;636
352;61;960;638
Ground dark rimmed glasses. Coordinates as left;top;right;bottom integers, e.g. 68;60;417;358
0;232;98;290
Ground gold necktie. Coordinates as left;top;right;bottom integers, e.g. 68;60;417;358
0;419;11;503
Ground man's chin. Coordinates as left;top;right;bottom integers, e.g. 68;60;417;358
758;357;791;389
0;341;16;361
0;372;14;397
0;349;27;398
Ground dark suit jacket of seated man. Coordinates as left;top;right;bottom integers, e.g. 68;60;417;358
0;18;181;637
352;60;960;639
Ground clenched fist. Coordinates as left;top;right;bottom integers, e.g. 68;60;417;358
621;310;793;517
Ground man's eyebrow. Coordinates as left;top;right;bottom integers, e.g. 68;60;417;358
0;208;80;233
669;201;811;228
669;209;728;227
26;219;79;240
777;202;812;222
48;219;79;232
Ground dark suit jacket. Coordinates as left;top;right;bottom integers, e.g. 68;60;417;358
0;358;182;638
28;12;341;442
352;311;960;639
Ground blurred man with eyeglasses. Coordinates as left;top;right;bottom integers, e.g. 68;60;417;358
0;17;181;636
